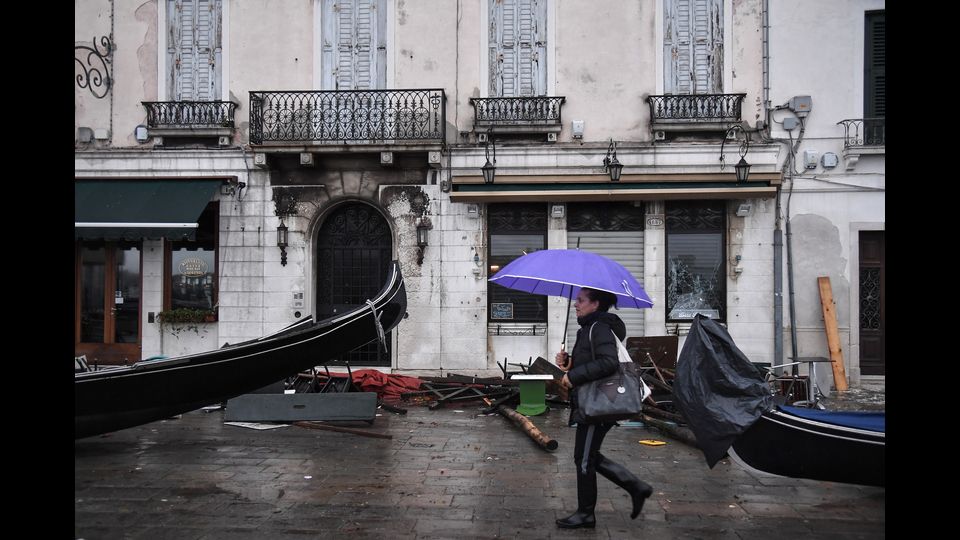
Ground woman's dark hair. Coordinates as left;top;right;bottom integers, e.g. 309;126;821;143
582;287;618;312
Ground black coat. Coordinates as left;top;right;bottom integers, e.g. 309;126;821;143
567;310;627;425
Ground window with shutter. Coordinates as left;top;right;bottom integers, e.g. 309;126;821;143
489;0;547;97
864;11;885;119
321;0;386;90
168;0;222;101
664;0;722;94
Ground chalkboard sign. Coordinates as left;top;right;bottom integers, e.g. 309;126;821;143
491;303;514;320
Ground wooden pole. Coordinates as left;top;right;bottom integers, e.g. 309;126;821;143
817;276;849;391
642;405;686;424
497;406;558;452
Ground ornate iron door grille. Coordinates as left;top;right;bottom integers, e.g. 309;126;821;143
858;231;884;376
317;204;393;366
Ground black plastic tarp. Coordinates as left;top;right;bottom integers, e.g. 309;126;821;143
673;315;773;468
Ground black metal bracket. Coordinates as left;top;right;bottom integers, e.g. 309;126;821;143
75;36;112;99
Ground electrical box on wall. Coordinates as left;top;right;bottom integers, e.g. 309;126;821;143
803;150;819;169
292;292;304;309
571;120;584;139
822;152;839;169
788;95;813;117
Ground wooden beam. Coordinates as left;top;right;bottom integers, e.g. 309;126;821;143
817;276;849;391
497;406;559;452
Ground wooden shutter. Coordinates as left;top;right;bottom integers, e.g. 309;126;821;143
490;0;546;97
865;11;885;118
323;0;385;90
169;0;222;101
664;0;721;94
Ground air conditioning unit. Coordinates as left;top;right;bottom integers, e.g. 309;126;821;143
546;132;558;142
300;152;314;166
654;130;666;141
218;135;231;147
428;151;442;167
77;127;94;143
253;153;268;168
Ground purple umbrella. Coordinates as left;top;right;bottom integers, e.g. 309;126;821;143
489;249;653;348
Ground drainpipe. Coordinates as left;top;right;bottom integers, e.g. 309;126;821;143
763;0;783;369
784;117;806;375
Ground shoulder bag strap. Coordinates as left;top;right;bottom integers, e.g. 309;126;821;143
588;322;597;362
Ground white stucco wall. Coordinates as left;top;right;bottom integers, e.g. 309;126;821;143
768;0;885;385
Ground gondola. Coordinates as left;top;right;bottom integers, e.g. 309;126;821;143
673;315;885;488
75;261;407;439
729;405;885;487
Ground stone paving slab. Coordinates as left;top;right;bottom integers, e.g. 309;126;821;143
75;405;884;539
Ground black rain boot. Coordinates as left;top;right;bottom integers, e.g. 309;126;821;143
596;455;653;519
556;464;598;529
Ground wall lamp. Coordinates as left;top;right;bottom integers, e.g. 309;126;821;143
416;221;430;265
602;139;623;182
277;220;288;266
720;125;751;183
481;129;496;184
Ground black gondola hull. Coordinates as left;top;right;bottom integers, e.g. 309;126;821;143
729;409;885;487
76;262;407;439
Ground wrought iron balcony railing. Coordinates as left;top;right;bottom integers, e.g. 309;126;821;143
837;118;885;147
646;93;746;122
470;96;566;126
142;101;238;128
248;89;445;144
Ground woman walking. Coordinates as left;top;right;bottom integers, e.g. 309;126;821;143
555;287;653;529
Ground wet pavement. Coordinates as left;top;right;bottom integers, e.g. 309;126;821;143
75;399;885;539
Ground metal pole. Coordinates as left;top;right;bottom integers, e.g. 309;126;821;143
561;237;581;351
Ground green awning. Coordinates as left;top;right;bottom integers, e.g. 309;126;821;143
75;179;221;240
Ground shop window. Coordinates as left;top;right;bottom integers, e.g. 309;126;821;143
488;203;547;322
666;200;725;321
165;202;218;314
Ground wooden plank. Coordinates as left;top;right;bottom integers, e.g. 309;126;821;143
528;357;568;401
817;276;849;391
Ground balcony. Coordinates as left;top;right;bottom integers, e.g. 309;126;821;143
248;89;445;146
645;93;746;135
837;118;885;148
837;118;884;169
142;101;238;144
469;97;566;137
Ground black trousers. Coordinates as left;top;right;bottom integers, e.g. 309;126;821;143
572;421;615;512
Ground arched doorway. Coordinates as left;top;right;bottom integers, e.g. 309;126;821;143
316;202;393;366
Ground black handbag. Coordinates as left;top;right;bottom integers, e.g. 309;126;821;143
575;322;649;423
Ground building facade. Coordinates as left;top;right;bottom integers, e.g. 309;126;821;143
75;0;883;389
